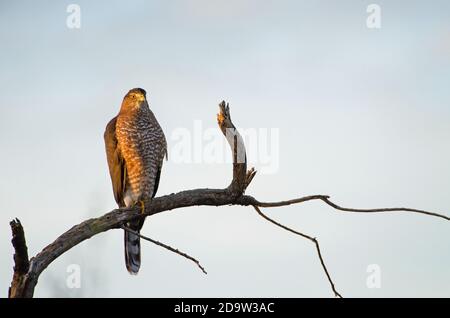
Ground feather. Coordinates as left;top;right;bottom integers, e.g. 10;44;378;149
104;117;127;207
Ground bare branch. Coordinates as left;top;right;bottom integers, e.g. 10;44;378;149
247;195;331;208
252;206;342;298
217;101;253;194
9;219;30;298
247;195;449;221
10;219;29;274
121;225;207;275
321;197;450;221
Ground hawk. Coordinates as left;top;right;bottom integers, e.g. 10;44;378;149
104;88;167;274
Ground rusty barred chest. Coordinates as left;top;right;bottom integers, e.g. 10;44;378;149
115;106;166;205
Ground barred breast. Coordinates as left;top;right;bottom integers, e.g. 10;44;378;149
115;103;166;207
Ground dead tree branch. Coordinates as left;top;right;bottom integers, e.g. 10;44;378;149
246;195;449;221
252;206;342;298
8;219;30;298
8;101;449;298
121;225;207;274
320;197;450;221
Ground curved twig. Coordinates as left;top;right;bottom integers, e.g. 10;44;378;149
247;195;449;221
121;225;207;275
252;206;342;298
321;197;450;221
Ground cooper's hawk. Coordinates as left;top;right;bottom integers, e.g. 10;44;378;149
104;88;167;274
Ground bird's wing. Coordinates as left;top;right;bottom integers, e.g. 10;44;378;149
104;116;126;207
152;167;162;198
154;133;168;197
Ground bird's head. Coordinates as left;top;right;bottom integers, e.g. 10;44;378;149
125;88;147;103
121;88;148;112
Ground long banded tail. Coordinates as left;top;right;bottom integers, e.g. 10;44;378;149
124;229;141;274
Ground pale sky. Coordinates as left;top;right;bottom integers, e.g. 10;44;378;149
0;0;449;297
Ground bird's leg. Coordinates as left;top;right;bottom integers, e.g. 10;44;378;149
138;200;145;214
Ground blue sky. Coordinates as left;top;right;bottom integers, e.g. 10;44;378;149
0;0;449;297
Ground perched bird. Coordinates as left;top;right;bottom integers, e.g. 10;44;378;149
104;88;167;274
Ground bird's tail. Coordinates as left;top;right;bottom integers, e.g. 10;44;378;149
124;226;141;274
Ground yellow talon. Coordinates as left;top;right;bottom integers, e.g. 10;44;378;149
139;200;145;214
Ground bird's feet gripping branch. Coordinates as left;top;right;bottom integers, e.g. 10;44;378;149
138;200;145;214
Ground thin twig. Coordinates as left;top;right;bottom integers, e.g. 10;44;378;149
252;205;342;298
252;195;330;208
121;225;207;275
251;195;449;221
321;197;450;221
